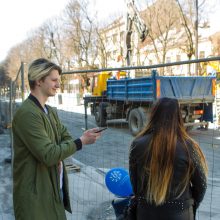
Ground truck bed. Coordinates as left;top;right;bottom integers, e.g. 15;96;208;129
106;75;215;103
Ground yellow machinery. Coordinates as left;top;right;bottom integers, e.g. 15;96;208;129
208;61;220;73
201;61;220;76
91;71;127;96
202;61;220;91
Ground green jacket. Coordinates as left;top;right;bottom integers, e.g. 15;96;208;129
12;96;79;220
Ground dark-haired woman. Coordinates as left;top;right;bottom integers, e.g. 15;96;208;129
129;97;208;220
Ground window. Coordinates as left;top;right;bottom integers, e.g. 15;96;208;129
166;57;171;63
120;46;123;55
199;51;205;58
120;31;124;42
113;34;117;44
166;57;171;74
113;50;117;57
107;37;111;45
107;52;111;59
176;55;181;62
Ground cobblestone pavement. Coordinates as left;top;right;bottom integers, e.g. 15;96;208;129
0;130;14;220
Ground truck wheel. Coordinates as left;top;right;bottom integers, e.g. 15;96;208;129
198;122;209;130
128;108;147;136
186;126;193;132
94;104;107;127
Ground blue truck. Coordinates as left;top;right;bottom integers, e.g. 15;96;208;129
84;70;216;135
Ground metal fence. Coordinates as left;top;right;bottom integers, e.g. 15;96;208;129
0;62;26;165
55;57;220;220
0;57;220;219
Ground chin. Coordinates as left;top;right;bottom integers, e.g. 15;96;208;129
48;92;56;97
51;90;57;95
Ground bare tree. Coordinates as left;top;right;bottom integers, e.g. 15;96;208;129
97;15;126;68
175;0;209;75
95;28;108;68
5;45;24;80
139;0;181;75
62;0;103;95
63;0;99;69
210;32;220;56
0;62;10;87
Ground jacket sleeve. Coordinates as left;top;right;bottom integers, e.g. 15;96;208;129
129;141;138;195
190;146;207;209
51;107;82;150
12;110;77;167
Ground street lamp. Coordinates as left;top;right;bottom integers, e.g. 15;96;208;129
195;0;199;75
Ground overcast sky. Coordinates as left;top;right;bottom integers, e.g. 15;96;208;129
0;0;219;62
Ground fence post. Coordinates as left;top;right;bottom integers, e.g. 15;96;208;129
21;62;25;101
4;79;13;165
10;80;14;124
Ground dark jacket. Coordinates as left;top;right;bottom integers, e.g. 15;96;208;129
129;134;207;220
12;95;82;220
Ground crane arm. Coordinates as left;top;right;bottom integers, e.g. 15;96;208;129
125;0;148;67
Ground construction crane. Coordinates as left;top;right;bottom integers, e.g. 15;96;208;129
125;0;148;67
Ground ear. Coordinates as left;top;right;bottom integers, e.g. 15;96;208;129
36;79;41;86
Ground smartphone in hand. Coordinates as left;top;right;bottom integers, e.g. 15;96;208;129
94;127;107;133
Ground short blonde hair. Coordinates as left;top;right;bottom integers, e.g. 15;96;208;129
28;58;62;89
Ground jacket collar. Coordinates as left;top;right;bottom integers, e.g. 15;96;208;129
28;94;48;113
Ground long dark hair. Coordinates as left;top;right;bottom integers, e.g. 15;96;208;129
135;97;208;205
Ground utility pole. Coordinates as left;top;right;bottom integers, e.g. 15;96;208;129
195;0;198;75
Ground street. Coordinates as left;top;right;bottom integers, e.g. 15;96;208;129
59;108;220;220
0;107;220;220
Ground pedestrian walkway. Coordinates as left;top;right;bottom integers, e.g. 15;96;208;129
1;127;220;220
0;130;14;220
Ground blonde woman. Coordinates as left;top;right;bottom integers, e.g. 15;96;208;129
129;97;208;220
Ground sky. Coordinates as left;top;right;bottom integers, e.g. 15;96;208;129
0;0;219;62
0;0;125;62
0;0;67;61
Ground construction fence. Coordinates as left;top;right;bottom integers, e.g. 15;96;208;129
0;57;220;219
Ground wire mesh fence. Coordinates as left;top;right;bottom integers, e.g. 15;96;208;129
0;58;220;220
0;86;10;131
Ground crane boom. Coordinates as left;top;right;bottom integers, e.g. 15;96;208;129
125;0;148;67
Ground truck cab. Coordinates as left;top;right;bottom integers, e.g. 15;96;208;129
91;71;127;96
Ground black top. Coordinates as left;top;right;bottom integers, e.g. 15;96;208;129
129;134;207;219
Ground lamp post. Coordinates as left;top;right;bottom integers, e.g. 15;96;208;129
195;0;198;75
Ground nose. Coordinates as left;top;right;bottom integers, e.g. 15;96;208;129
56;80;60;88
